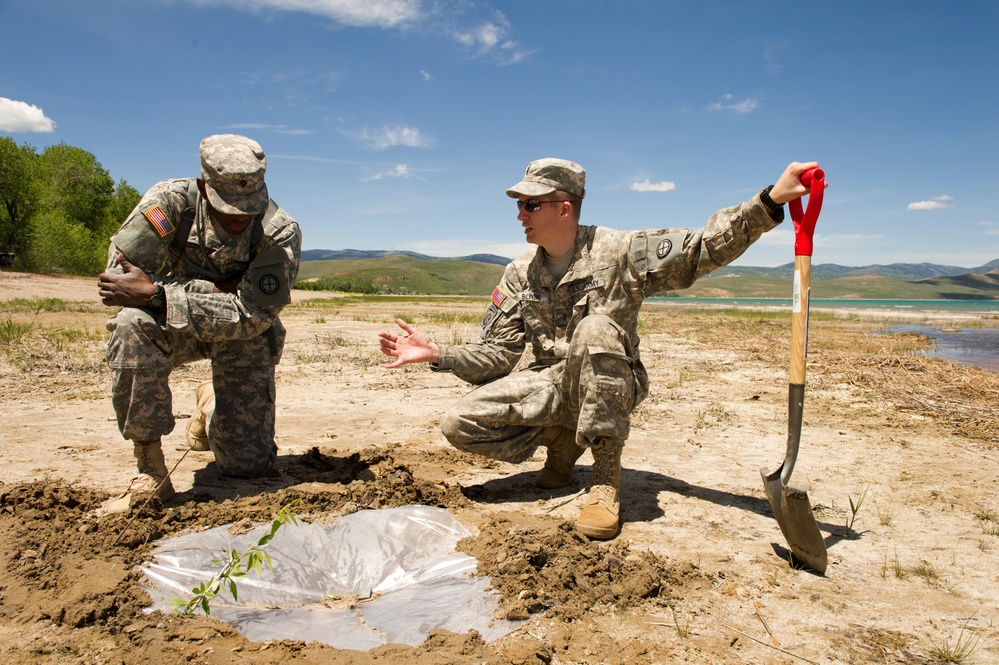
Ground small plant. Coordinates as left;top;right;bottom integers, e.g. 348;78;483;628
314;314;326;324
694;401;727;430
875;498;896;526
922;616;980;664
913;560;940;587
892;549;906;579
974;508;998;522
171;499;300;616
975;507;999;537
669;605;691;638
0;316;34;347
845;485;869;537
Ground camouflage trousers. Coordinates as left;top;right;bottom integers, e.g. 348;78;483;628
105;306;284;478
440;315;648;463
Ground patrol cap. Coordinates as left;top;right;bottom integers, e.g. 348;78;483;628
199;134;269;215
506;158;586;200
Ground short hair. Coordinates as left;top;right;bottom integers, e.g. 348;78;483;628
552;190;582;221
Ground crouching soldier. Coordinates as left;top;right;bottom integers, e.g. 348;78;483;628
379;157;819;539
97;134;301;509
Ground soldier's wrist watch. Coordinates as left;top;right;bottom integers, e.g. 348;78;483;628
147;284;166;310
760;185;781;211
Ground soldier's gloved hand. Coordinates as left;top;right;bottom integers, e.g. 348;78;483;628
97;253;156;307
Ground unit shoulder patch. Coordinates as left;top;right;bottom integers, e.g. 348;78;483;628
645;231;686;270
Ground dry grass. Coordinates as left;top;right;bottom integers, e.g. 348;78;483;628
3;295;995;445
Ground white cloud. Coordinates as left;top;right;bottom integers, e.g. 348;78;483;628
349;124;433;150
0;97;56;133
420;70;433;80
763;42;788;76
630;179;676;193
754;229;885;250
907;195;954;211
706;94;760;114
367;164;430;183
197;0;420;28
187;1;527;61
494;41;534;65
455;21;503;49
225;123;313;135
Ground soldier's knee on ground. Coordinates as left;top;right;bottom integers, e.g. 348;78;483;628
214;443;277;478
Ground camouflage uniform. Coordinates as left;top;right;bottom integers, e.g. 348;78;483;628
105;162;301;477
435;196;782;462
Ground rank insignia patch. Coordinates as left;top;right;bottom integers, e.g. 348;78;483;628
142;206;175;238
491;286;507;307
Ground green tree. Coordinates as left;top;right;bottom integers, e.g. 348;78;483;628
0;137;39;264
35;143;115;232
17;143;140;274
107;178;141;230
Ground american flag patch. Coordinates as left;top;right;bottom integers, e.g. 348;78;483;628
491;287;507;307
142;206;175;237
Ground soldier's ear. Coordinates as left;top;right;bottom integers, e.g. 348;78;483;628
196;178;207;197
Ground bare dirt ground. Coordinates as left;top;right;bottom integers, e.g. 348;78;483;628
1;269;998;664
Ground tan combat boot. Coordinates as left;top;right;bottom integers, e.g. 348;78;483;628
186;380;214;451
96;438;175;515
576;438;623;539
129;439;176;501
536;427;586;489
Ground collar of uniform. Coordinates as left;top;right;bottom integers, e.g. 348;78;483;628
527;225;594;288
558;225;595;284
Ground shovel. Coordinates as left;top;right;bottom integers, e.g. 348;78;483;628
760;167;827;574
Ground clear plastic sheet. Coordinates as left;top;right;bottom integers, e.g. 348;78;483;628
140;505;522;649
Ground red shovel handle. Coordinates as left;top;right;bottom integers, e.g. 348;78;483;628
789;167;824;257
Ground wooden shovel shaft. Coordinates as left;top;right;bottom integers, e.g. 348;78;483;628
790;255;811;385
781;254;811;485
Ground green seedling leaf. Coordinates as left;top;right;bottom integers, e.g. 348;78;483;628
170;499;300;617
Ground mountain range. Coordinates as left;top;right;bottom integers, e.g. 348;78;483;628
302;249;510;267
303;249;997;281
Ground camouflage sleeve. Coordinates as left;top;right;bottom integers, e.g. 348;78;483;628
633;192;783;296
433;269;526;385
107;180;191;275
163;210;302;342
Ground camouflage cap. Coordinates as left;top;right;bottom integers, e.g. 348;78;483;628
199;134;269;215
505;158;586;199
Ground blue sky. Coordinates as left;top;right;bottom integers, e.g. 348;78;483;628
1;0;996;268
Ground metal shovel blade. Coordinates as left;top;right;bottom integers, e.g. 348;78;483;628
760;384;827;574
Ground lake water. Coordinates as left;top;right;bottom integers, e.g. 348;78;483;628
646;297;998;372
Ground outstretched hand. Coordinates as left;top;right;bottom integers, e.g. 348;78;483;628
378;319;441;369
97;253;155;307
770;161;829;205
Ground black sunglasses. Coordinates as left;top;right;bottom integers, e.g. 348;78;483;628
516;198;579;212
